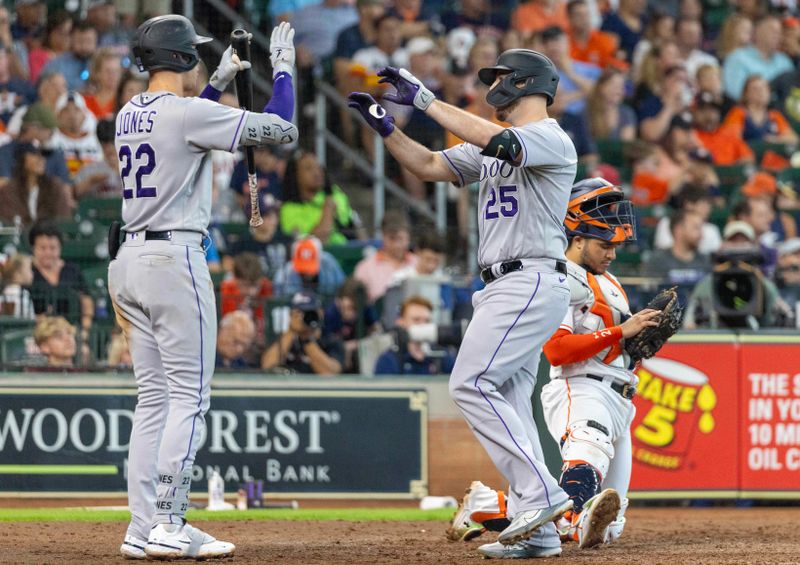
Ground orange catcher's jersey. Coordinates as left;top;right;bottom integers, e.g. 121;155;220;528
548;259;635;384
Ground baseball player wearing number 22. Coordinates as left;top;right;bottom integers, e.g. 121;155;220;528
349;49;579;558
109;16;297;560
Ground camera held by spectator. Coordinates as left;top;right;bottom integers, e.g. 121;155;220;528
374;296;459;376
684;221;791;329
261;290;344;375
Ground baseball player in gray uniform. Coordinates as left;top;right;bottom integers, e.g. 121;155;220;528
348;49;578;558
110;16;297;560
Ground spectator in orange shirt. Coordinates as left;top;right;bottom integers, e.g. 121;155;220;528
722;75;798;144
567;0;626;70
83;49;122;120
219;252;273;340
692;91;755;166
512;0;570;39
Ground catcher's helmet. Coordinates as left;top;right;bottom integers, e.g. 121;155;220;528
565;177;636;243
478;49;559;107
132;15;212;73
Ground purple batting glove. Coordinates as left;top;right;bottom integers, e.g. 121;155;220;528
378;66;435;111
347;92;396;137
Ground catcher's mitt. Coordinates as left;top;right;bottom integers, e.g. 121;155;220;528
624;286;683;363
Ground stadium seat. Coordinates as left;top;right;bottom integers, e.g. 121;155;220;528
596;139;629;168
748;140;793;164
78;197;122;222
716;164;749;199
324;244;365;276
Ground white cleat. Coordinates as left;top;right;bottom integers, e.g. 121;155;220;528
478;540;562;559
498;499;573;545
144;523;235;560
576;488;621;549
119;534;147;559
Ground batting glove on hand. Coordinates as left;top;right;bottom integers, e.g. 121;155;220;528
347;92;395;137
270;21;295;76
209;44;252;91
378;66;435;111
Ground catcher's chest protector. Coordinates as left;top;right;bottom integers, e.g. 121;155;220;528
571;269;632;367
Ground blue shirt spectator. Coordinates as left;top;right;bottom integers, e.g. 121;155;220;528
293;0;359;64
273;237;346;300
560;111;597;160
722;16;794;100
41;23;97;92
374;348;456;376
373;295;455;376
601;9;644;61
269;0;321;19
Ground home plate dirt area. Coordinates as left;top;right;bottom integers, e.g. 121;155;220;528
0;507;796;564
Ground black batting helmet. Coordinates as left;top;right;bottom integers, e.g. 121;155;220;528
478;49;559;108
565;178;636;243
132;15;212;73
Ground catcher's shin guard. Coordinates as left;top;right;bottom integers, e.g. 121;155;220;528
559;462;601;514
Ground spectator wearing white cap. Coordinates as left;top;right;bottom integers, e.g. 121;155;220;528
48;91;102;196
684;220;787;329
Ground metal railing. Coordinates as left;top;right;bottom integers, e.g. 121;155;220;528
314;81;447;234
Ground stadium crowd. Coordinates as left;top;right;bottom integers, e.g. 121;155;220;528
0;0;798;372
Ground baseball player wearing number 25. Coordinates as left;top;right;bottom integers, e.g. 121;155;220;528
109;16;297;560
446;182;657;556
348;49;579;557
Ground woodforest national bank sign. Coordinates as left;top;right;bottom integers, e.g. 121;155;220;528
0;388;428;498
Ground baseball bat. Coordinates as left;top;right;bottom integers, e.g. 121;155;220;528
231;28;263;227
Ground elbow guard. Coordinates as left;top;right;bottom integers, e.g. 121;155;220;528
240;112;298;146
480;129;522;163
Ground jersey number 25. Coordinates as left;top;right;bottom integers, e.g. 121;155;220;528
119;143;157;199
485;185;518;219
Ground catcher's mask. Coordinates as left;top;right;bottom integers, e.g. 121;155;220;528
565;178;636;244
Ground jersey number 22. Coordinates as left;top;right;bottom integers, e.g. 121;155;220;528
119;143;157;199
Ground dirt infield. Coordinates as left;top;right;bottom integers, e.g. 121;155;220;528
0;507;797;564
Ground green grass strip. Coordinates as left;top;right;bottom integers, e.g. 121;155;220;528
0;507;454;523
0;465;119;475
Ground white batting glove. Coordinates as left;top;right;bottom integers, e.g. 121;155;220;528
209;44;252;91
270;21;295;76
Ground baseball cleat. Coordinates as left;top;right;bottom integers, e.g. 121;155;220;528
446;481;490;542
576;488;621;549
498;499;573;545
477;540;562;559
120;534;147;559
144;523;235;560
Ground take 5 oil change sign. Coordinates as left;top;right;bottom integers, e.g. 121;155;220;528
630;344;739;495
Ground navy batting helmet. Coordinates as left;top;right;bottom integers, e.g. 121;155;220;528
478;49;559;107
565;178;636;243
132;15;212;73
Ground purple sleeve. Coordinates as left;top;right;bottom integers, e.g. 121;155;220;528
199;84;223;102
263;71;294;121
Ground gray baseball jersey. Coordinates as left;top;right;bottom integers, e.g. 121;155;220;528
441;118;577;268
115;92;249;235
